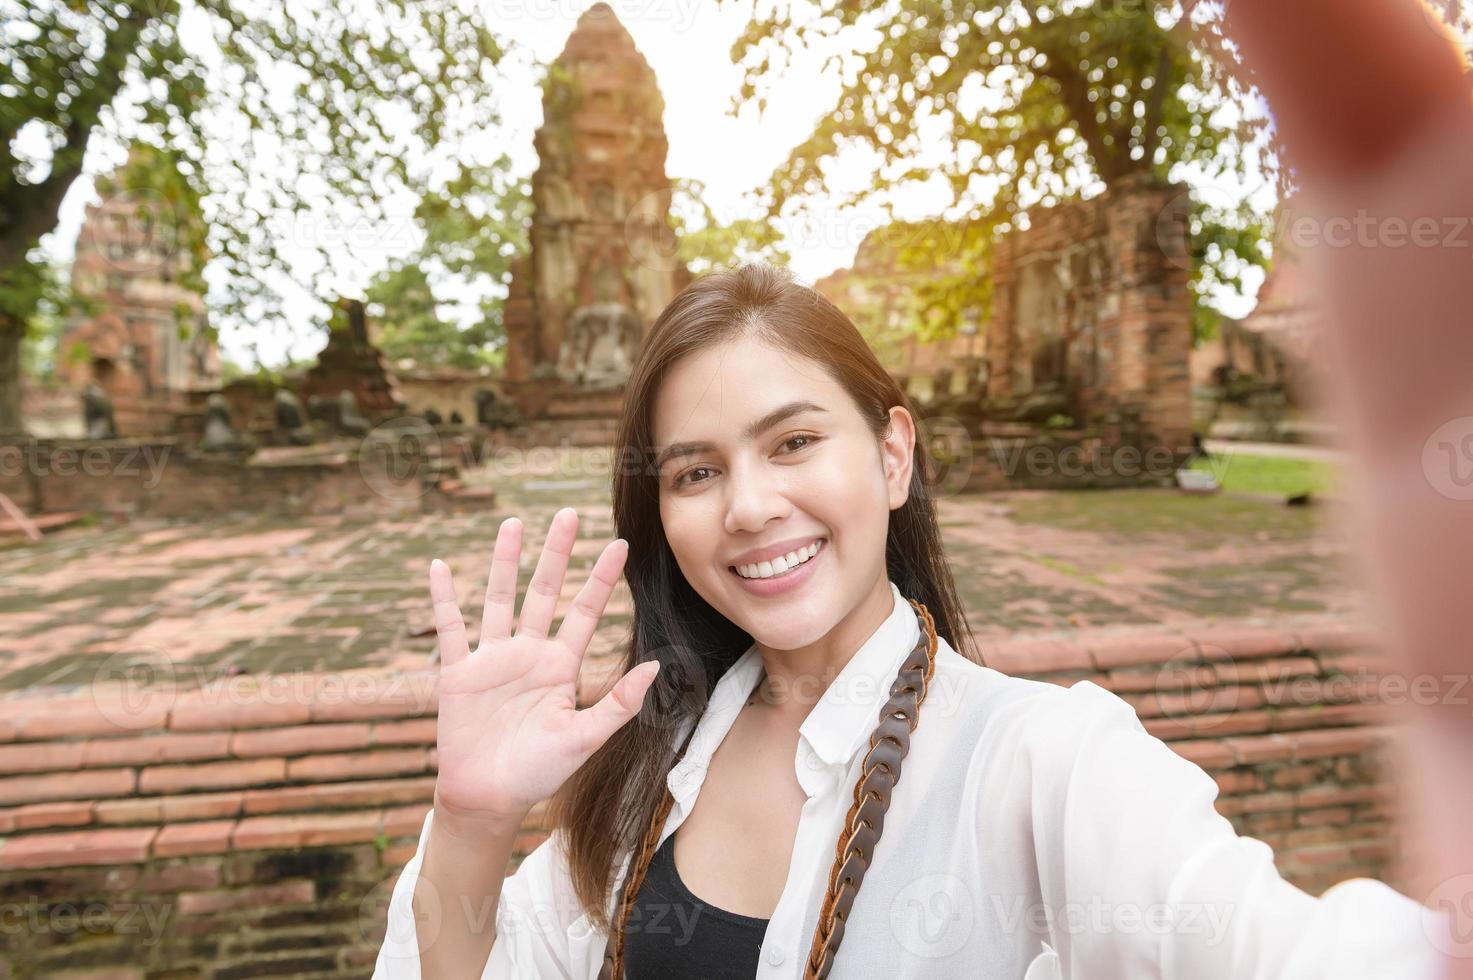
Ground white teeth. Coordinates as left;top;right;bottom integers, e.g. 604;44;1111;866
735;540;822;580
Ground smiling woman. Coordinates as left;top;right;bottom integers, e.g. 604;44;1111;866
374;261;1446;980
573;261;979;974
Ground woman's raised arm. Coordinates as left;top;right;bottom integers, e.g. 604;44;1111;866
1219;1;1473;971
373;508;661;978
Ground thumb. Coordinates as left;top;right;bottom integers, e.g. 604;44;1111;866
575;660;660;752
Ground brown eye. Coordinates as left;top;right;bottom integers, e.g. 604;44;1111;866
672;466;714;489
782;434;819;453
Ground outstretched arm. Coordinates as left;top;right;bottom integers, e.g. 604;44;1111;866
1217;0;1473;971
1027;681;1446;979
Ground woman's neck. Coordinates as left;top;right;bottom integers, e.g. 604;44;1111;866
745;574;896;725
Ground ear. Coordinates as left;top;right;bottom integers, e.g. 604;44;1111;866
881;406;916;511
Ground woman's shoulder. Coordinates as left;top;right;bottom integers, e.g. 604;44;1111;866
930;635;1144;756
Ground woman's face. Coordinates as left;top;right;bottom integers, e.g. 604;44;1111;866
652;331;915;651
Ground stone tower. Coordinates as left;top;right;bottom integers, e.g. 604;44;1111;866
503;2;689;409
61;147;219;405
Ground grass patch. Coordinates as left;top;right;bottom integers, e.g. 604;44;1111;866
1006;487;1320;542
1034;554;1107;586
1189;452;1338;497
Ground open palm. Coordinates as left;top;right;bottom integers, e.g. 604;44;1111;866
427;506;659;830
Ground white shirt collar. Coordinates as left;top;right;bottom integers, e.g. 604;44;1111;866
666;581;921;810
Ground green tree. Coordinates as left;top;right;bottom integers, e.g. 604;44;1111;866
365;260;503;371
1;0;509;434
16;258;72;380
670;176;791;275
365;156;530;371
726;0;1277;344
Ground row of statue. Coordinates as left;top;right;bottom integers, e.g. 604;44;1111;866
79;383;519;452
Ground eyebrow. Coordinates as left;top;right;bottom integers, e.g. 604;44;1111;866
653;400;829;473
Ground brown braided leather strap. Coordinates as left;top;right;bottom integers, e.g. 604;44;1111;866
598;724;695;979
803;597;938;979
599;597;939;980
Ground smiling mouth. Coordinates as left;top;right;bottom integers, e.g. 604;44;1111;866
728;537;827;580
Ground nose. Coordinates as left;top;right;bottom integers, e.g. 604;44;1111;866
722;457;793;537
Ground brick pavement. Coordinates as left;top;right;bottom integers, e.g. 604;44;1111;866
0;448;1363;695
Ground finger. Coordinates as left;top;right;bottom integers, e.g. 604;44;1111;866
479;516;523;650
516;506;578;641
554;538;628;659
428;559;470;669
573;660;660;754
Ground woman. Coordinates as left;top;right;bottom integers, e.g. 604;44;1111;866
372;261;1445;979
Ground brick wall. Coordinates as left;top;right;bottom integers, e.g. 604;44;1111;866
0;438;491;520
0;618;1414;976
989;174;1196;451
0;673;443;977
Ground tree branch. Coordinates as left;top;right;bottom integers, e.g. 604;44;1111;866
1037;43;1128;183
0;4;153;267
1140;45;1174;167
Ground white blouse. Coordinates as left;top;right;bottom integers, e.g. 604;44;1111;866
373;581;1448;979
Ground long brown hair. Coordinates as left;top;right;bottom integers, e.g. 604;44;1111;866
546;260;983;932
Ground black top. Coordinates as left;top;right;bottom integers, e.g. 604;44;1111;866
622;831;771;978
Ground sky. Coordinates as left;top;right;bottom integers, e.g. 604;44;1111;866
489;0;958;276
35;0;1274;369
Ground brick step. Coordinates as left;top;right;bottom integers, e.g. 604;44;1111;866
0;775;438;835
0;802;437;870
0;746;440;808
0;669;441;742
0;717;437;776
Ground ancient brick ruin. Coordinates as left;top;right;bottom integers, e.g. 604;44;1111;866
986;173;1194;452
501;2;690;430
911;175;1197;490
57;150;220;435
297;299;408;420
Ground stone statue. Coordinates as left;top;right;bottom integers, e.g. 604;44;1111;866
307;394;334;425
337;389;371;437
558;302;641;387
1012;335;1075;424
83;383;118;440
475;389;497;427
925;356;990;430
274;389;315;446
200;393;251;453
932;368;954;404
475;389;519;430
338;297;371;348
